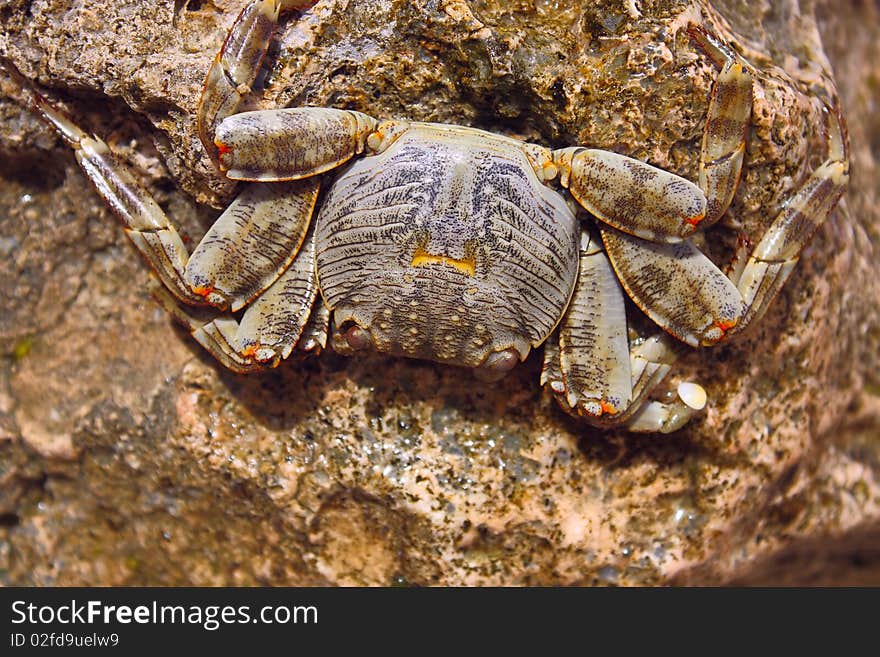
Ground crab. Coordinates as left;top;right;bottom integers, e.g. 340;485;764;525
12;0;849;432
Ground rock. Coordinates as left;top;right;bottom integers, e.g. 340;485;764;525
0;0;877;585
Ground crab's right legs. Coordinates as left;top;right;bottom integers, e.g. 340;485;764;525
30;91;320;314
197;0;378;181
197;0;318;159
152;226;324;372
16;71;331;375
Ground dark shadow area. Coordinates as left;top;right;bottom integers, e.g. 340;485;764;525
723;521;880;586
0;149;66;190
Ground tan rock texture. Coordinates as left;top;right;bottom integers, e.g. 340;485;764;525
0;0;877;585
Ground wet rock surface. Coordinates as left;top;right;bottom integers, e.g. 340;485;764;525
0;0;878;585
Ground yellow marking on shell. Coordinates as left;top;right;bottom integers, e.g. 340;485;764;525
411;248;476;276
729;63;746;86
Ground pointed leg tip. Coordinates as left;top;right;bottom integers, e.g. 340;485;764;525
214;140;233;171
191;283;230;311
242;342;282;367
700;317;738;345
577;398;623;420
681;214;703;236
255;347;281;366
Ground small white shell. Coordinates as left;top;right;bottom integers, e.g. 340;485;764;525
677;381;708;410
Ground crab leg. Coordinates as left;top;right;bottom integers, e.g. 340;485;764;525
215;108;378;182
197;0;377;180
600;226;744;347
544;328;704;434
729;105;849;334
542;233;706;432
553;28;752;243
298;296;330;354
31;94;203;306
196;0;378;181
185;178;318;311
552;147;707;242
153;226;321;372
197;0;317;160
541;230;632;417
689;24;753;227
621;335;706;433
28;87;320;316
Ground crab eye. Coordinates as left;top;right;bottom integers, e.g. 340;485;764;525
342;323;371;351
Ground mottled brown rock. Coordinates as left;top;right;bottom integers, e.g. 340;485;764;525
0;0;877;585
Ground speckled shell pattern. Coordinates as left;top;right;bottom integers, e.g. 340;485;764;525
315;124;580;368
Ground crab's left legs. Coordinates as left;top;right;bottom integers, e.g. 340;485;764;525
550;100;847;430
689;24;753;227
728;105;849;334
545;98;847;430
4;61;332;372
542;230;706;433
599;102;849;347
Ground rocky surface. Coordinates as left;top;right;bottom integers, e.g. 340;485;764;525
0;0;877;585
